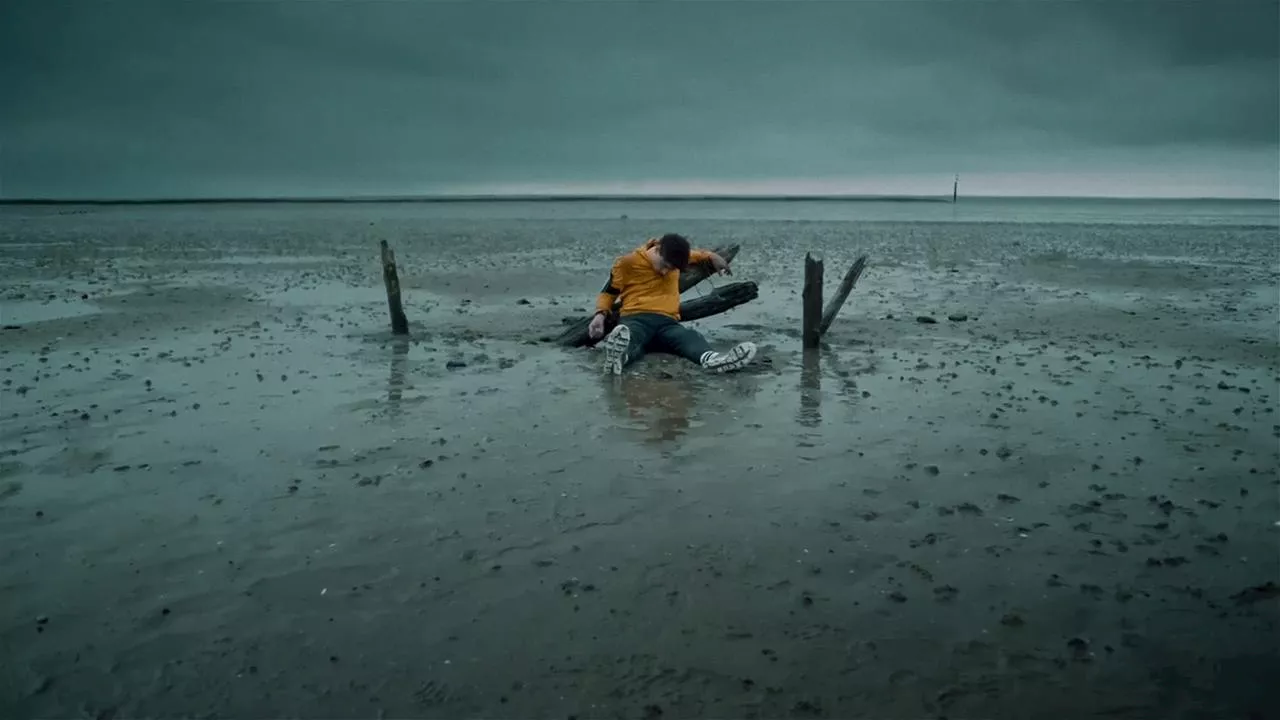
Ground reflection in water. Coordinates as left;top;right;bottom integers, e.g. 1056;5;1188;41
822;346;867;406
386;338;410;422
798;350;822;427
603;375;696;445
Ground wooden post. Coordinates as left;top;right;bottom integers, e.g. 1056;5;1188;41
380;240;409;335
802;253;823;349
818;255;868;336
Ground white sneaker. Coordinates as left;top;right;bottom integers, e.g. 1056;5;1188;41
602;324;631;375
699;342;757;373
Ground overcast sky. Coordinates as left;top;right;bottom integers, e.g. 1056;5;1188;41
2;0;1277;199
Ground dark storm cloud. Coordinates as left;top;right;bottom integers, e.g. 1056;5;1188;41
0;0;1276;198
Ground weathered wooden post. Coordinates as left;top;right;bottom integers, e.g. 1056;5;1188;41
379;240;409;335
802;253;823;349
818;255;868;336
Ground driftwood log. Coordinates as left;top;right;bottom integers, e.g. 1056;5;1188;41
818;255;868;336
675;280;759;323
552;281;759;348
551;244;744;348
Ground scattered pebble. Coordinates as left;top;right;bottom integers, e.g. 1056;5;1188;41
1000;612;1025;627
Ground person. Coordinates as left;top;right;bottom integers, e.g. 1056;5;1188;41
588;234;758;375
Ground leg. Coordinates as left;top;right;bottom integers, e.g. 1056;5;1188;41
655;321;759;374
601;315;656;375
652;321;714;364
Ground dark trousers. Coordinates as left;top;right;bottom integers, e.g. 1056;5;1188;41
617;313;713;369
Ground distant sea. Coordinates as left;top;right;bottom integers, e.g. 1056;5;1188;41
1;197;1276;227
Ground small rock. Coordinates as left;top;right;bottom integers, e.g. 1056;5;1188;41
445;360;467;370
792;699;822;716
916;316;937;324
1230;581;1279;605
1067;637;1091;660
947;313;969;322
1000;612;1024;627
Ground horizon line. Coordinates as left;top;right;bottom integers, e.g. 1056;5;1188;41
2;192;1277;205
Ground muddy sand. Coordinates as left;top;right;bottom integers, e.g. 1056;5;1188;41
1;203;1278;719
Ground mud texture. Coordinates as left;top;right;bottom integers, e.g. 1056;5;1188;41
1;201;1278;719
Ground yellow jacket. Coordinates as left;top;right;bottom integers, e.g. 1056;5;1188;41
595;238;714;320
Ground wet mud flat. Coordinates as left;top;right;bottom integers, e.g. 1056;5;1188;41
1;205;1278;718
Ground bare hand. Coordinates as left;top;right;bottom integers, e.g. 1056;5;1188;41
710;253;732;276
588;313;606;340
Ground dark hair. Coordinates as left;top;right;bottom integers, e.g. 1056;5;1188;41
657;233;691;270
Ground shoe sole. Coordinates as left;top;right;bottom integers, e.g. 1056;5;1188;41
602;324;630;375
706;342;757;373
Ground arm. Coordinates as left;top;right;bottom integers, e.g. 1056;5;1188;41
595;257;627;315
689;248;730;275
688;248;715;266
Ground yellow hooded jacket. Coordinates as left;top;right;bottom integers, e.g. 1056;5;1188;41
595;238;714;320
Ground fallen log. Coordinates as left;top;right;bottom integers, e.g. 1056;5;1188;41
677;280;759;323
550;244;742;348
553;281;759;348
818;255;868;336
